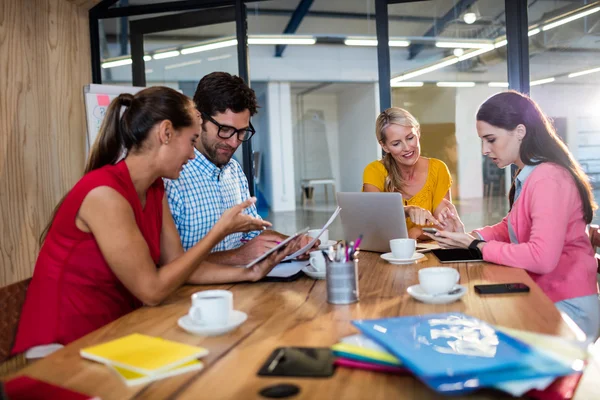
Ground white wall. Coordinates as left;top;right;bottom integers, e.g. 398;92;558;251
337;83;381;192
291;93;341;200
264;82;296;212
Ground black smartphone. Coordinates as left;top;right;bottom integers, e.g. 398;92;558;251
432;248;483;263
422;227;438;234
257;347;335;378
474;283;530;295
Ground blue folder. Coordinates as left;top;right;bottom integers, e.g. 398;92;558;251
352;313;576;394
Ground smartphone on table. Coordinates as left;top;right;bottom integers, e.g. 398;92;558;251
474;283;530;295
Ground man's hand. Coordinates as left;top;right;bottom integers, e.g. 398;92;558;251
245;236;304;282
237;233;282;264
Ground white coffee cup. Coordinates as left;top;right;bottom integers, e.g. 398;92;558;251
189;290;233;326
308;229;329;244
418;267;460;295
309;250;326;272
389;238;416;259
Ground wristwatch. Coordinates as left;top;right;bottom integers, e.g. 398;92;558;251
468;239;486;258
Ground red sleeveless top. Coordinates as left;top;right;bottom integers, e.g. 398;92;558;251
12;161;164;354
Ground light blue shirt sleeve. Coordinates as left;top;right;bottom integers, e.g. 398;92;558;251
164;178;184;234
238;164;261;241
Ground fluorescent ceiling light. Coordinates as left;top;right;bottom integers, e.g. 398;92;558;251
164;59;203;70
153;50;180;60
389;40;411;47
101;58;132;68
463;12;477;25
457;46;494;61
344;38;378;46
436;41;493;49
248;36;315;45
568;66;600;78
181;39;238;55
542;6;600;31
437;82;476;87
207;54;233;62
530;77;555;86
344;38;410;47
392;57;460;82
391;82;424;87
488;82;509;87
143;55;152;62
494;39;508;48
528;28;541;37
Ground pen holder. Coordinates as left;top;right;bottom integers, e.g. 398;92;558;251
326;259;359;305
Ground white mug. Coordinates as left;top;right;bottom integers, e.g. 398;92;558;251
418;267;460;295
309;250;326;272
308;229;329;244
188;290;233;326
390;238;416;259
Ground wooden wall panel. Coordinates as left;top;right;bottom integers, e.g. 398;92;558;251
0;0;91;286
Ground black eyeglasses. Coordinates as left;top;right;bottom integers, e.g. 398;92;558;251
201;112;256;142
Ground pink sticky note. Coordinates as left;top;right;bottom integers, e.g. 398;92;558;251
97;95;110;107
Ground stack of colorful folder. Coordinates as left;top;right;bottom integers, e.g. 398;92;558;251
331;312;588;398
80;333;208;386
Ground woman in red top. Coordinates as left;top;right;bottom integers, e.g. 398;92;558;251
13;87;292;354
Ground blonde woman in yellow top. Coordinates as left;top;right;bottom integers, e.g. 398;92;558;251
363;107;453;239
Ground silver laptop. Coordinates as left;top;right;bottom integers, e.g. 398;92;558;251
337;192;408;253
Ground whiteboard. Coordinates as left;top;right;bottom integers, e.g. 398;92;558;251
83;84;144;154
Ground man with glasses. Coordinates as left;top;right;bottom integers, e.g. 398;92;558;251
165;72;311;264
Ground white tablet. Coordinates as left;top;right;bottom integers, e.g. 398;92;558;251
244;227;310;269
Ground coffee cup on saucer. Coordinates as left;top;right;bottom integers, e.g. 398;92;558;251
188;290;233;326
309;250;327;272
308;229;329;244
418;267;459;295
389;238;416;259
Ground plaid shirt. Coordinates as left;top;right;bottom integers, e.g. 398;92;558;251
164;148;260;251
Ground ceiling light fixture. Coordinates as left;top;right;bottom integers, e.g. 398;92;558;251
181;39;238;55
248;36;316;45
530;77;555;86
153;50;180;60
436;81;476;87
435;41;493;49
463;12;477;25
542;6;600;31
488;82;509;87
391;81;424;87
568;66;600;78
453;48;464;57
101;58;132;68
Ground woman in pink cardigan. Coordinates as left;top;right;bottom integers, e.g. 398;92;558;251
428;91;600;340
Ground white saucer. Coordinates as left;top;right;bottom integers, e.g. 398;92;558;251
178;310;247;336
407;284;467;304
380;252;425;265
318;240;338;250
302;266;326;280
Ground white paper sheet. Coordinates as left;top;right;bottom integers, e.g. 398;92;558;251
284;207;342;260
266;260;309;278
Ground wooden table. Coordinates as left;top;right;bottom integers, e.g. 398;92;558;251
7;252;600;399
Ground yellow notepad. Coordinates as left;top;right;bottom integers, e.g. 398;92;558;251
80;333;209;376
331;342;401;366
109;359;204;386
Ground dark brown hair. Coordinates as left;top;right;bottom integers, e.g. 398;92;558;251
193;72;258;117
477;91;596;223
40;86;194;244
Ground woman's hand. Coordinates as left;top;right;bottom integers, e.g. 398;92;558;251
404;205;440;227
216;197;272;235
245;236;303;281
436;199;465;233
424;230;476;249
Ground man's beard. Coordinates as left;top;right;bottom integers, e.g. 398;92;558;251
200;131;235;167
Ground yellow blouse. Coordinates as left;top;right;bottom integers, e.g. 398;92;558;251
362;158;452;231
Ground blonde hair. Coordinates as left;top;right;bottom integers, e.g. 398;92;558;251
375;107;420;193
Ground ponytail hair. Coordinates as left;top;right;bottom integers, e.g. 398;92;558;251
40;86;194;245
85;86;193;173
375;107;420;193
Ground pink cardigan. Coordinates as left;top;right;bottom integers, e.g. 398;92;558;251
476;163;598;303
